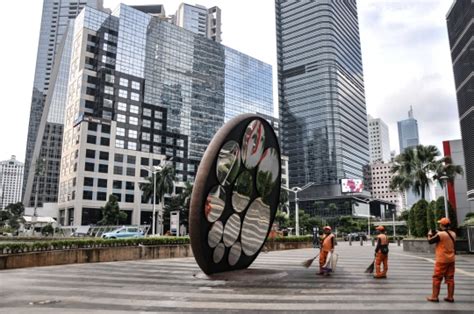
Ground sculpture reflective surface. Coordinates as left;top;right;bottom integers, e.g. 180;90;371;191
189;114;281;274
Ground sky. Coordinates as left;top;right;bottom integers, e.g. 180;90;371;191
0;0;460;163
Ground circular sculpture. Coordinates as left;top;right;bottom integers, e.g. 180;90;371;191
189;114;281;274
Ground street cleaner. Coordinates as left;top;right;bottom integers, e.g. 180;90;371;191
374;225;389;278
318;226;335;276
426;217;456;303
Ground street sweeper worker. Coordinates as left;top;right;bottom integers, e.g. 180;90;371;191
318;226;334;275
426;217;456;303
374;225;389;278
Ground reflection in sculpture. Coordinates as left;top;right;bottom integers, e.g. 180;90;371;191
189;114;281;274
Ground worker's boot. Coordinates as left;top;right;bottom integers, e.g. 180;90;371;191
444;283;454;303
426;283;440;302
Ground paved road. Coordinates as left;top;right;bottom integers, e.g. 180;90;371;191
0;242;473;313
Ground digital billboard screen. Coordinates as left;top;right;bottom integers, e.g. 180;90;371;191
341;178;364;193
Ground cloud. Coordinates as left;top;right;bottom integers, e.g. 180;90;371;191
359;0;461;154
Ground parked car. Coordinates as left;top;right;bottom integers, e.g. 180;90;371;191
344;232;367;241
102;227;144;239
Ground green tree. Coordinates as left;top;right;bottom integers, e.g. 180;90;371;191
41;223;54;236
408;207;416;236
0;210;12;227
140;164;176;205
413;199;429;237
432;155;463;187
98;195;127;225
390;145;441;200
274;210;289;229
5;202;25;230
279;188;289;213
434;196;457;230
427;201;436;232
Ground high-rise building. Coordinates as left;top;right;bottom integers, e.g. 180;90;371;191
364;161;403;212
275;0;369;200
397;106;419;153
446;0;474;200
23;0;104;207
368;115;391;163
172;3;221;43
443;139;474;225
0;156;24;209
57;4;272;226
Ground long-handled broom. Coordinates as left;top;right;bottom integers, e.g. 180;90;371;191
364;259;375;273
302;253;319;268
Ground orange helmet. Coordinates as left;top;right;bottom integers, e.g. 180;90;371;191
376;225;385;231
438;217;451;226
323;226;332;231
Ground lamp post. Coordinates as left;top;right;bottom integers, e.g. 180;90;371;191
440;175;449;219
282;182;314;236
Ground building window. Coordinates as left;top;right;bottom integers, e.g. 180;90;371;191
119;78;128;87
154;122;162;129
125;194;134;203
97;192;107;201
127;142;137;150
83;191;93;200
153;135;161;143
118;102;127;111
131;81;140;90
84;177;94;186
126;181;134;190
117;114;126;123
98;164;108;173
100;137;110;146
131;92;140;101
141;157;149;166
154;111;162;119
143;119;151;128
115;139;124;148
104;86;113;95
87;135;96;144
102;124;111;134
113;166;123;175
85;162;94;172
86;149;95;159
99;151;109;160
127;155;136;164
119;89;128;98
105;74;114;83
126;167;135;176
113;180;122;189
128;130;137;139
114;153;124;162
103;99;113;108
143;108;151;117
129;117;138;125
98;178;107;188
142;132;150;141
140;169;148;177
112;193;122;202
116;127;125;137
88;122;98;131
130;105;139;114
177;139;184;147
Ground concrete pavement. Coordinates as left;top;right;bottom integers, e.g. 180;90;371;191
0;241;473;313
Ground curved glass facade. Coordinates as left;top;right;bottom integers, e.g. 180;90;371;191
276;0;369;195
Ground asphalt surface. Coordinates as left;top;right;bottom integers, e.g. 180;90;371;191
0;241;473;313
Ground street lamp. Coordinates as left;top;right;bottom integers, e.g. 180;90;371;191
440;175;449;219
282;182;314;236
142;165;161;236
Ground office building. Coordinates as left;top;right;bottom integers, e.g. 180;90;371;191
443;139;474;225
368;115;391;163
23;0;104;207
397;106;419;153
58;4;272;226
364;161;403;212
172;3;221;42
446;0;474;200
0;156;24;209
276;0;369;202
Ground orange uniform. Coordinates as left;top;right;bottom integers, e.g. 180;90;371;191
427;230;456;302
319;233;334;274
374;233;389;278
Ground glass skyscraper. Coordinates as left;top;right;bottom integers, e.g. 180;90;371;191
447;0;474;200
397;106;419;153
23;0;103;207
275;0;369;198
58;4;273;226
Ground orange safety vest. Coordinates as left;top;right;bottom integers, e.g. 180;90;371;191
435;231;456;264
321;233;334;252
377;234;389;245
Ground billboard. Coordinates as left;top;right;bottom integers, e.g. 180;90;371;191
341;178;364;193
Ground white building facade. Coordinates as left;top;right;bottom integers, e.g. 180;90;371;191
0;156;24;209
368;115;391;163
364;161;403;212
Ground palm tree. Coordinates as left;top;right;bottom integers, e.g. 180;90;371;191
140;164;176;233
390;145;441;200
432;155;463;187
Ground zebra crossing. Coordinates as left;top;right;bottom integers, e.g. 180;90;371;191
0;242;473;313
